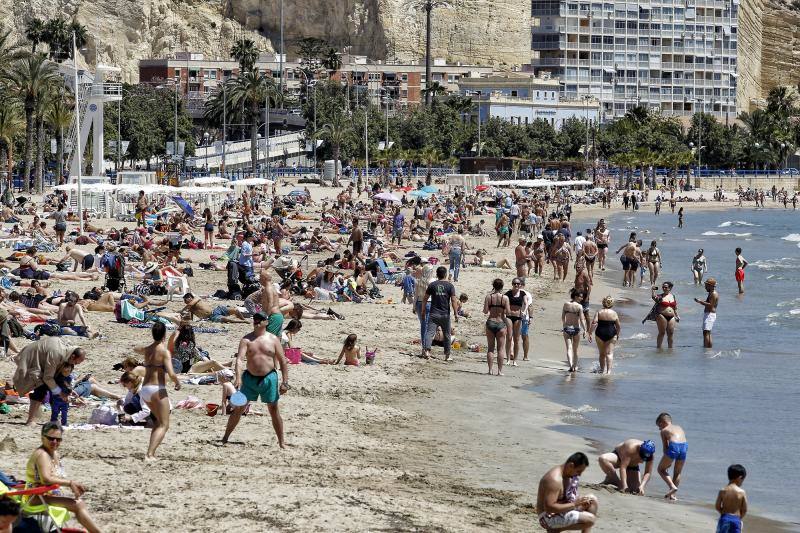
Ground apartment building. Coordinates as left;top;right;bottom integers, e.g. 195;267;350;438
530;0;738;122
458;73;600;129
139;53;493;119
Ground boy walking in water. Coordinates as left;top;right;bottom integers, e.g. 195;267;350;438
734;248;748;294
715;464;747;533
655;413;687;500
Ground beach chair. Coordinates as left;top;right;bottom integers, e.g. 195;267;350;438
1;482;84;532
374;259;400;284
161;266;190;301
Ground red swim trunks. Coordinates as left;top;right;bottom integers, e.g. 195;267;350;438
735;268;745;282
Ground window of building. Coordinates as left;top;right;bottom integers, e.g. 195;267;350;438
401;73;408;82
615;20;626;29
536;90;540;98
400;89;408;97
174;69;181;78
511;90;518;97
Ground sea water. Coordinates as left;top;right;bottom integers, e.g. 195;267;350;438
530;207;800;527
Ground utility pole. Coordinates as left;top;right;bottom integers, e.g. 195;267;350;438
222;84;227;177
174;80;179;179
265;84;270;179
72;31;84;234
279;0;284;106
313;82;317;171
117;96;121;173
424;0;432;105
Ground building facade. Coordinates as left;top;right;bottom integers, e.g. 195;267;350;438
459;73;600;129
139;53;493;119
530;0;738;122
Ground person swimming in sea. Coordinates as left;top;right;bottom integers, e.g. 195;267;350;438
656;412;687;500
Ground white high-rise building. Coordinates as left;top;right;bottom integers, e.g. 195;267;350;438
530;0;738;122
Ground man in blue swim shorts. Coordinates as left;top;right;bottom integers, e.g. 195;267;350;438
656;412;688;500
222;312;289;448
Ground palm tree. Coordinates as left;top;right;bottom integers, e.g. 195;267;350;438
739;109;770;140
4;52;60;192
610;152;637;187
418;146;440;185
24;18;46;52
0;98;23;186
317;109;352;186
321;47;342;76
421;81;447;104
46;93;72;184
225;69;268;175
230;38;259;73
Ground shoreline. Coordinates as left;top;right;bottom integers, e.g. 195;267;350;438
377;202;793;532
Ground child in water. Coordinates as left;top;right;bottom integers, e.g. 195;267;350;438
335;334;361;366
715;464;747;533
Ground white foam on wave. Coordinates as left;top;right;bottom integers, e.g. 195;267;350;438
790;309;800;315
702;231;751;237
685;238;703;242
752;258;800;271
707;349;742;360
626;333;650;340
782;233;800;242
719;220;759;228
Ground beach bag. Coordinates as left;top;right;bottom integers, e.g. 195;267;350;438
88;405;118;425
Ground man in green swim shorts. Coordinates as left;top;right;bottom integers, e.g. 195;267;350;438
222;312;289;448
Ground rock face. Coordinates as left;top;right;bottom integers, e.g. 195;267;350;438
0;0;273;82
0;0;530;82
3;0;800;108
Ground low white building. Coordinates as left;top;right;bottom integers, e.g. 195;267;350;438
459;73;600;130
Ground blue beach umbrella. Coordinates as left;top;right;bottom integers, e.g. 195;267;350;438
409;190;432;198
420;185;438;193
171;196;195;218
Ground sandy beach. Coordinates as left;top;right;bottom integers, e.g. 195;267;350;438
0;188;790;532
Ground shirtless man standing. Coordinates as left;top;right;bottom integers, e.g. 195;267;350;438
598;438;656;494
514;238;528;279
222;312;289;448
260;270;285;336
582;238;598;283
574;262;592;328
656;412;688;500
347;217;364;257
536;452;598;532
734;247;748;295
694;277;719;347
615;240;638;287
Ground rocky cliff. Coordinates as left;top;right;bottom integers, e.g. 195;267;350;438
0;0;530;82
0;0;274;82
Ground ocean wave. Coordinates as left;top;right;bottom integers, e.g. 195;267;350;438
782;233;800;242
625;333;650;340
701;231;752;237
560;404;598;425
719;220;759;228
685;238;704;242
707;349;742;360
790;309;800;315
752;258;800;271
777;299;800;308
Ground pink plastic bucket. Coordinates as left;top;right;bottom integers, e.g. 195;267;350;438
285;348;302;364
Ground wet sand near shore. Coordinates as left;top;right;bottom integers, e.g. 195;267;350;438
0;187;789;531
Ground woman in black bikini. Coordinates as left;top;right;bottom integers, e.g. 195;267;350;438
562;288;587;372
483;278;511;376
203;208;215;249
588;296;621;374
504;277;527;366
646;240;662;285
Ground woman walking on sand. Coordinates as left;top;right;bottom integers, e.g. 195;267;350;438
588;296;621;374
483;278;511;376
562;288;587;372
134;321;181;460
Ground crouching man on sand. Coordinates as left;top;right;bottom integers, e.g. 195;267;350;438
597;439;656;495
537;452;599;532
222;312;289;448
